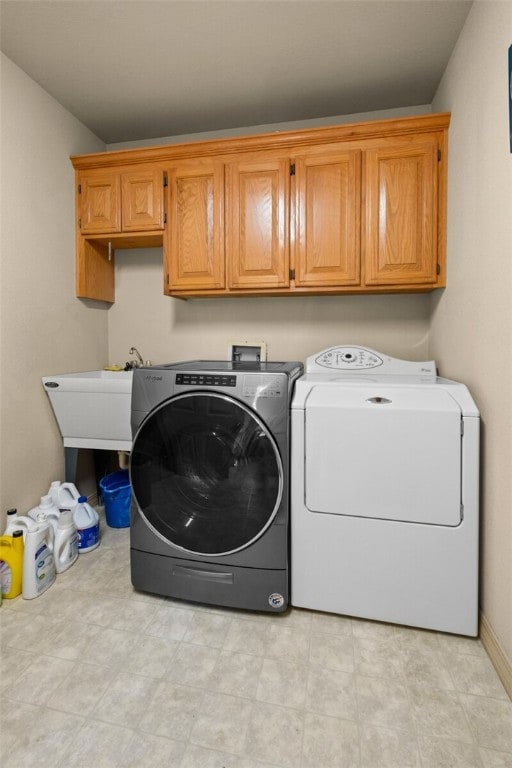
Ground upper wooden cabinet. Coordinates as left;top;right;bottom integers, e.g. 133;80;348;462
226;158;290;289
79;172;121;233
364;137;439;286
294;149;361;287
165;160;224;292
74;165;165;301
78;166;164;234
121;168;165;232
71;113;449;302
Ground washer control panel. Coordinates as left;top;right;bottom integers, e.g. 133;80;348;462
243;375;283;398
175;373;236;387
173;372;285;398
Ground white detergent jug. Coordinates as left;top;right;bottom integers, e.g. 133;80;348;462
28;495;60;543
53;509;79;573
22;516;56;599
4;508;38;539
73;497;100;553
48;481;80;510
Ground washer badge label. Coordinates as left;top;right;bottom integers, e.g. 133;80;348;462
268;592;284;608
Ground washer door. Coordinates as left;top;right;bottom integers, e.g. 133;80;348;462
130;392;283;556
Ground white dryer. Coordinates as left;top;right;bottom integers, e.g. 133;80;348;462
291;346;480;636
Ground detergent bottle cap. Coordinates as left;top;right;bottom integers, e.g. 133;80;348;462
12;530;23;538
78;496;87;504
39;495;53;508
6;508;17;516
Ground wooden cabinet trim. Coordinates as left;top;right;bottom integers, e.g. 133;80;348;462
71;113;450;170
166;283;440;299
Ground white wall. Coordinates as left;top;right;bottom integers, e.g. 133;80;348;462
107;104;431;151
108;249;431;367
0;54;107;527
431;2;512;661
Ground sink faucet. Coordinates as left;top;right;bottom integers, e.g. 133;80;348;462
129;346;144;367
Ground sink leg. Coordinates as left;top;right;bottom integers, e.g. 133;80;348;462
65;447;79;483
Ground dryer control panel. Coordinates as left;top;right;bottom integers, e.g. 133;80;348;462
314;347;383;370
307;346;437;377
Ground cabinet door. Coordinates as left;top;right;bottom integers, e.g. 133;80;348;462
79;172;121;233
226;158;289;289
166;161;225;291
121;168;164;231
364;138;438;285
295;150;361;286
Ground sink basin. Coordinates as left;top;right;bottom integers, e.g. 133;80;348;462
42;370;133;450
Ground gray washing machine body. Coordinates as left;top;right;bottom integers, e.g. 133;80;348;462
129;360;303;612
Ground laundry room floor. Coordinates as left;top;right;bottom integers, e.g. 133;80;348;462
1;518;511;768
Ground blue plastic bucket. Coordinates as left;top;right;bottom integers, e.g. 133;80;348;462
99;470;131;528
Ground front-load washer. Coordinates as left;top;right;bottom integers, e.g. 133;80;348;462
130;359;303;612
291;346;480;636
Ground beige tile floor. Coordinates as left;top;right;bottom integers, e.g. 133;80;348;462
1;517;511;768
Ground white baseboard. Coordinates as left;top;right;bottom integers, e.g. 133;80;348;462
480;611;512;700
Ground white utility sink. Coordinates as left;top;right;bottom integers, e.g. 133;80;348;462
42;370;133;450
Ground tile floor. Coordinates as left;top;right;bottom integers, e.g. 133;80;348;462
1;516;511;768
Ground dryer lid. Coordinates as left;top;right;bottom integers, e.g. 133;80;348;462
304;386;462;526
305;385;461;412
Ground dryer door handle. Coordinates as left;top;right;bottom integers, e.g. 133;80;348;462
172;565;234;584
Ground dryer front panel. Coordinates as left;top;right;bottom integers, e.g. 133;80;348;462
130;392;283;555
304;386;462;526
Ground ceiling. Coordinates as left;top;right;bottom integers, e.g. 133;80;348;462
0;0;472;145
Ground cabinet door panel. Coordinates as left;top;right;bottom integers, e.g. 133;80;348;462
295;151;361;286
166;162;224;291
364;139;438;285
121;168;164;231
227;159;289;289
79;173;121;233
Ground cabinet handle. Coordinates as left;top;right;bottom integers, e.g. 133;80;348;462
108;241;112;261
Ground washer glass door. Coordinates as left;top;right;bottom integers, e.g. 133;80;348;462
130;392;283;555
